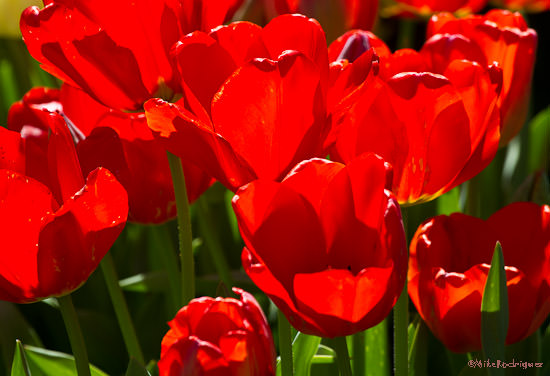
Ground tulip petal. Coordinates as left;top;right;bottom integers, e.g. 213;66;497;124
36;167;127;299
145;99;255;191
233;180;327;291
174;23;262;115
212;51;326;183
0;170;53;303
293;266;393;337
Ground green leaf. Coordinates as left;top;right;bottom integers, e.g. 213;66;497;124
291;332;321;376
527;107;550;173
480;242;508;376
118;271;168;293
145;360;159;376
0;301;43;373
125;358;151;376
22;345;108;376
408;316;428;376
11;340;31;376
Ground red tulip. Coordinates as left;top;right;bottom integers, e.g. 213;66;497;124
427;10;538;145
0;113;128;304
264;0;379;42
328;30;502;205
158;288;276;376
8;86;212;224
408;202;550;353
145;15;330;192
232;154;407;338
20;0;244;112
491;0;550;12
384;0;488;18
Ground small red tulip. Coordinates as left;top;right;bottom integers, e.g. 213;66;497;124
8;86;212;224
427;10;538;145
158;288;276;376
145;15;330;192
232;154;407;338
408;202;550;353
0;114;128;303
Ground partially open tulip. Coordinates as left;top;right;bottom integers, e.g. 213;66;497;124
0;113;128;303
408;202;550;353
145;15;330;192
427;10;538;145
328;30;502;205
232;154;407;338
158;288;276;376
8;86;212;224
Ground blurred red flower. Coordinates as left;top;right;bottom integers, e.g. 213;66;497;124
408;202;550;353
383;0;487;18
427;10;538;145
8;86;212;224
491;0;550;12
20;0;244;111
145;15;330;192
328;30;502;205
264;0;379;42
0;112;128;303
232;154;407;338
158;288;276;376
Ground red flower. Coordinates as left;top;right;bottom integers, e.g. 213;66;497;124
145;15;330;192
158;288;276;376
328;30;502;205
20;0;244;111
491;0;550;12
383;0;487;18
232;154;407;338
0;112;128;304
8;86;212;224
408;202;550;353
427;10;538;145
264;0;379;42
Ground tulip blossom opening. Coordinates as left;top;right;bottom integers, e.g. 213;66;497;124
408;202;550;353
232;153;407;338
0;114;128;303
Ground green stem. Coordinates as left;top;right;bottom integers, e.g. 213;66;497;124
100;253;145;364
167;152;195;305
465;175;481;218
353;331;365;376
196;198;233;289
277;310;293;376
57;294;91;376
330;336;353;376
394;284;409;376
150;224;182;316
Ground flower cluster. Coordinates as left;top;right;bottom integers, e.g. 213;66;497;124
0;0;548;375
